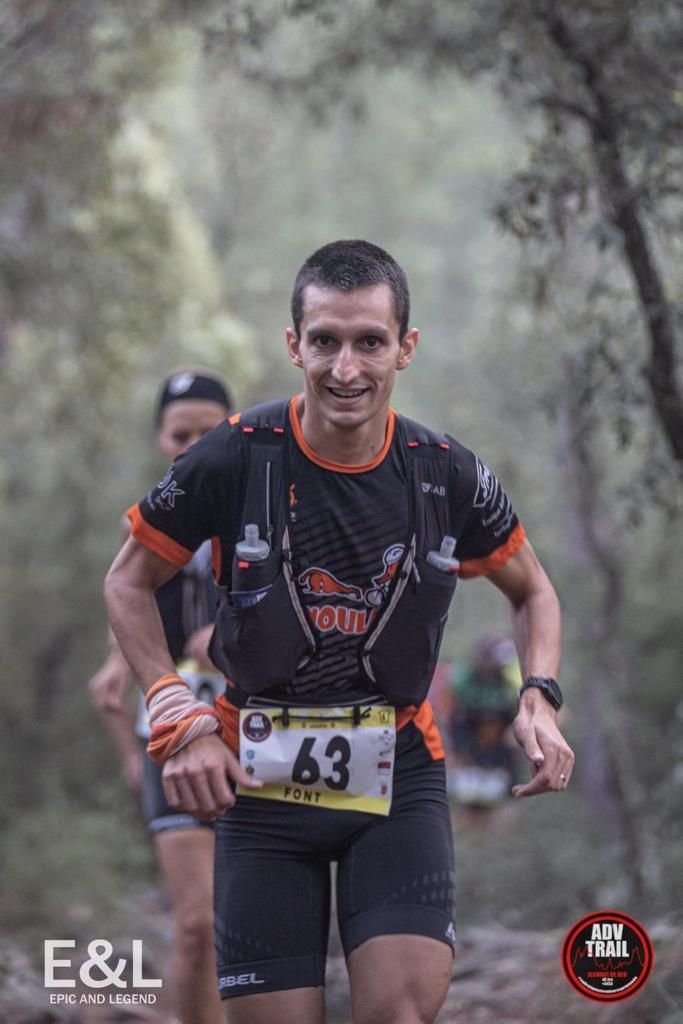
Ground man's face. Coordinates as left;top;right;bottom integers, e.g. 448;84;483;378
286;283;418;431
157;399;227;461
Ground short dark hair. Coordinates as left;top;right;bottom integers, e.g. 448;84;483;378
291;240;410;339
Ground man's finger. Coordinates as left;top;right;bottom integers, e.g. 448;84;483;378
161;768;180;809
512;769;552;798
189;767;225;817
205;762;236;815
513;751;574;797
514;722;545;767
163;770;191;811
557;752;575;789
224;749;264;791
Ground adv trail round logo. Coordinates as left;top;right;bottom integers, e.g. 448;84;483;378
562;910;653;1002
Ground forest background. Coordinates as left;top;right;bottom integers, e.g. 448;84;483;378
1;1;682;1020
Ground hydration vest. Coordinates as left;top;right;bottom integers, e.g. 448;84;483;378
209;399;460;706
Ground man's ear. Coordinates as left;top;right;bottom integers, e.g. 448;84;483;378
396;328;419;370
286;328;303;367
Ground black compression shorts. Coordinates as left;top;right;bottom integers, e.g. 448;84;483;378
214;720;456;998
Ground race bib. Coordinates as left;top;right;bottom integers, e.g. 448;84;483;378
237;705;396;815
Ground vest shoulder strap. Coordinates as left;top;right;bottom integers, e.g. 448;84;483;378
396;414;454;553
236;399;290;548
397;413;451;450
239;398;290;432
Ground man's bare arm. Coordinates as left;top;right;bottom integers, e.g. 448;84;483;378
487;539;561;679
103;536;179;693
487;539;574;797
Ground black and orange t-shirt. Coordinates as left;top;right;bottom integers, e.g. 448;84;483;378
128;396;525;708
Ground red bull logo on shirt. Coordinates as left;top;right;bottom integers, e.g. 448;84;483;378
299;568;364;601
299;544;404;635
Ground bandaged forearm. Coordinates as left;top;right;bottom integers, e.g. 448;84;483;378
146;673;220;764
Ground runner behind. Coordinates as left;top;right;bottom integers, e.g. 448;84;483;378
89;370;231;1024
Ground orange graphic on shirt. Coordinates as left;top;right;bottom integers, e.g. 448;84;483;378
298;544;405;632
299;568;363;601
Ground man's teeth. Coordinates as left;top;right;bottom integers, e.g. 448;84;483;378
329;388;365;398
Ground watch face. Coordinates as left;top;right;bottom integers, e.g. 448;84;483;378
523;677;563;710
546;679;563;709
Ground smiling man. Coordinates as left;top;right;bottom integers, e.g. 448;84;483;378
105;240;574;1024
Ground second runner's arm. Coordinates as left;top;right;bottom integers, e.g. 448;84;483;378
104;536;261;816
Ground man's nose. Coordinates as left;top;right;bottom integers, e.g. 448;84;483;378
332;344;360;383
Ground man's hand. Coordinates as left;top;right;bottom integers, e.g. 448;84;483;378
511;689;574;798
162;733;262;819
88;654;133;712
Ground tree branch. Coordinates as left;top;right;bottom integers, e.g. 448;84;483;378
540;5;683;465
532;93;596;125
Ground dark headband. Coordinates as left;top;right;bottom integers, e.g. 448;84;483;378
155;372;232;425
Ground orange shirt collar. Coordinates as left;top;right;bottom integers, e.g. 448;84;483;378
288;395;395;474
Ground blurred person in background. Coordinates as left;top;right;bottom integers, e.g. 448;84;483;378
89;370;232;1024
445;635;522;820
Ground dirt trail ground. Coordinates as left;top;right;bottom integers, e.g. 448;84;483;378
2;910;681;1024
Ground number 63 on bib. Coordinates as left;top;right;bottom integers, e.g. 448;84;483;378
237;706;397;815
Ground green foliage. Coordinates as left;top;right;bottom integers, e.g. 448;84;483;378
0;788;153;935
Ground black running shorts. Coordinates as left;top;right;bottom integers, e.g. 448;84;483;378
214;720;456;998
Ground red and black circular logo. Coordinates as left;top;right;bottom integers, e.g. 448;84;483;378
242;712;272;743
562;910;654;1002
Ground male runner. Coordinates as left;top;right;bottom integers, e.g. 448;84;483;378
90;370;231;1024
105;240;574;1024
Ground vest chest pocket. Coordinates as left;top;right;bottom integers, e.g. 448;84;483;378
362;553;458;707
209;550;313;694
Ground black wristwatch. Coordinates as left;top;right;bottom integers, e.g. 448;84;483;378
519;676;563;711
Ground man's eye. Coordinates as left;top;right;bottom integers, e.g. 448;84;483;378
313;335;335;348
363;336;382;349
173;432;190;444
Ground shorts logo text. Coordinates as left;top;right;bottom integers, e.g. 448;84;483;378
219;972;266;989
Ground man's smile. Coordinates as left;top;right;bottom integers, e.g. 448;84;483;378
324;386;370;400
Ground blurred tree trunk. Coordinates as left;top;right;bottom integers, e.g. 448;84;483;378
543;6;683;466
561;353;662;900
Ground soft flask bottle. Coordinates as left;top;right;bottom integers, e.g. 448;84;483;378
230;524;272;608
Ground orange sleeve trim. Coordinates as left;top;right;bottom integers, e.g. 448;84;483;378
126;504;194;568
458;522;527;579
396;700;445;760
288;395;396;474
